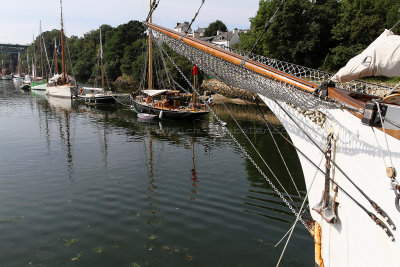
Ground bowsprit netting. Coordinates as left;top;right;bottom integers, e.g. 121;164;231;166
149;25;391;111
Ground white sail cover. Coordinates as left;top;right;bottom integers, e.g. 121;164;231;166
331;29;400;82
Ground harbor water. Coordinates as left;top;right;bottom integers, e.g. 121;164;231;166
0;80;313;266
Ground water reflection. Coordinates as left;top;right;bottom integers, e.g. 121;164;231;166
0;86;312;266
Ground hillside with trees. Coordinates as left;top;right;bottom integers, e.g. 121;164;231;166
3;0;400;90
239;0;400;72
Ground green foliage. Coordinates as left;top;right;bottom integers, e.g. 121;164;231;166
323;0;400;70
240;0;339;69
204;20;228;37
240;0;400;72
103;20;146;80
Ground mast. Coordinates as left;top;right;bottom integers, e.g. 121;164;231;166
100;27;105;90
17;53;21;76
54;38;58;75
39;20;44;79
60;0;66;82
32;35;36;78
148;0;152;90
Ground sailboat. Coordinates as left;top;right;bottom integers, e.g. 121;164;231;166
1;59;12;80
130;0;209;120
31;21;48;91
46;0;77;99
145;18;400;266
79;27;116;105
12;53;23;82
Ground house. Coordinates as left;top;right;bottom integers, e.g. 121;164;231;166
174;22;192;34
211;28;240;48
192;27;206;38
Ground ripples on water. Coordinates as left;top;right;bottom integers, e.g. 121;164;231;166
0;80;313;266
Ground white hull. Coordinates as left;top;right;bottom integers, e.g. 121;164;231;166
31;83;47;91
46;84;74;98
260;95;400;267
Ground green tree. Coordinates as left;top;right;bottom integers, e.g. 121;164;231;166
204;20;228;37
104;20;146;80
323;0;400;71
240;0;339;69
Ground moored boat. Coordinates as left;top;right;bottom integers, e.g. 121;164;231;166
145;20;400;267
45;1;77;99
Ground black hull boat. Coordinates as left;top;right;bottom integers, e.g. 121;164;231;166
80;94;116;105
132;99;209;120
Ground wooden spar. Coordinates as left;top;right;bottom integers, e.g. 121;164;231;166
60;0;66;82
193;72;196;110
145;23;317;92
39;20;44;79
100;27;105;90
145;23;372;110
148;0;152;90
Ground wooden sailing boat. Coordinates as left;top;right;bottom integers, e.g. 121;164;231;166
79;27;116;105
145;21;400;267
46;0;77;98
31;21;48;91
130;0;209;120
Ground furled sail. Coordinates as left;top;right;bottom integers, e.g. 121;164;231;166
331;29;400;82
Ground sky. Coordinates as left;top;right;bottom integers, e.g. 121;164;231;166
2;0;260;44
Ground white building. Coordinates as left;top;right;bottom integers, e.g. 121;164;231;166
173;22;192;34
211;29;240;48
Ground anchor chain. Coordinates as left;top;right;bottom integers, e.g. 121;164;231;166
313;133;338;223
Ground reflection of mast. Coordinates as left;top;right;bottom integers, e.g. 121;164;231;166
101;113;109;174
144;130;160;237
190;135;199;200
57;110;73;179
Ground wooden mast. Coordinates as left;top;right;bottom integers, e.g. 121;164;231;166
39;20;44;79
17;53;21;76
32;35;36;78
100;27;105;90
148;0;152;90
54;38;58;75
60;0;66;82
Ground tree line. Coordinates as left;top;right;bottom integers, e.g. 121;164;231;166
239;0;400;71
4;0;399;88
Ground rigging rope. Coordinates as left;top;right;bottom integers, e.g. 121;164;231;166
146;0;161;23
273;100;396;231
185;0;206;35
202;70;302;204
156;41;311;231
248;0;286;55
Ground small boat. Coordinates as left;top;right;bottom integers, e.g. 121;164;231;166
1;74;12;80
131;89;209;120
130;7;209;120
79;87;116;104
137;113;158;121
31;21;48;91
78;27;115;105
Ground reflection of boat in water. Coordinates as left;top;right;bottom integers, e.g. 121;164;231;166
146;20;400;267
46;95;72;111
